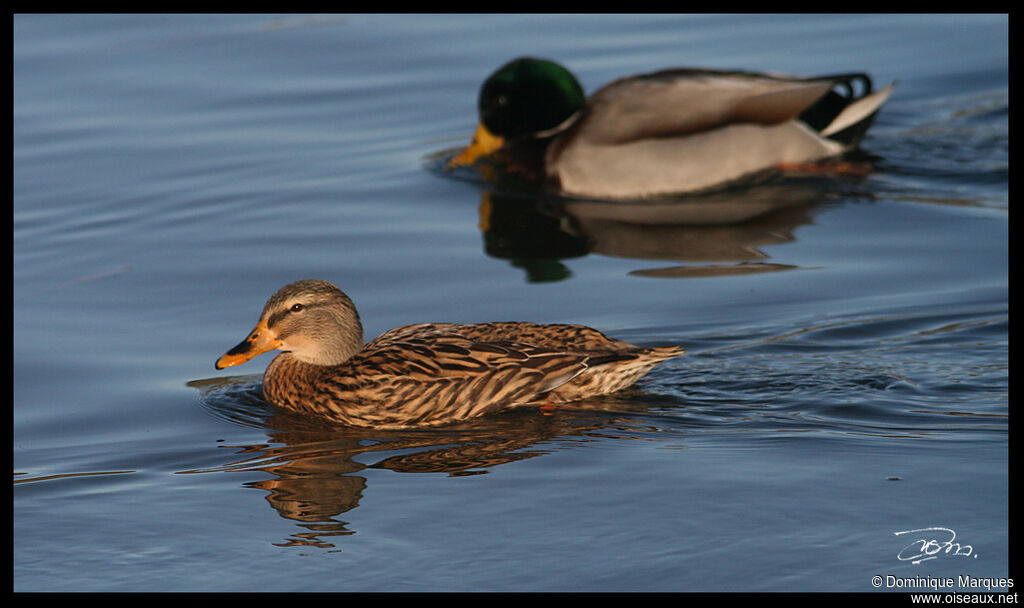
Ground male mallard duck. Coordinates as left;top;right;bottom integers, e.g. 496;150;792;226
215;280;683;428
449;57;894;199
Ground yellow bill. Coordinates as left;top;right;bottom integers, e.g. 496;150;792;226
448;122;505;168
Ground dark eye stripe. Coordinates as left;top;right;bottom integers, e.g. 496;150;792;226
267;301;316;330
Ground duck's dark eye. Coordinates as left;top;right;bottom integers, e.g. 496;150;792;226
290;303;304;313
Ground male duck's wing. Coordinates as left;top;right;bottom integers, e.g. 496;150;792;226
549;69;894;198
574;69;845;145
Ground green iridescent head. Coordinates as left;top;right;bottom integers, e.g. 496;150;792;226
478;57;586;139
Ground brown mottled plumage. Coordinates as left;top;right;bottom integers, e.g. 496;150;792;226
215;280;683;428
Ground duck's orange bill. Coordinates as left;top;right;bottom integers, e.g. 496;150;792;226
447;122;505;168
215;320;282;370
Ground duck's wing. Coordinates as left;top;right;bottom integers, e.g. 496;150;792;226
359;333;587;381
329;333;597;426
550;69;893;198
575;68;883;145
369;321;635;351
344;323;683;424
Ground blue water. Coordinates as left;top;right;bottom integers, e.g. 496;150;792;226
14;14;1008;592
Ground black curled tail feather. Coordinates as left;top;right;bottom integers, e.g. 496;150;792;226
809;72;874;97
798;73;884;147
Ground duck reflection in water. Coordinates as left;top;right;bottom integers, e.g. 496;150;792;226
190;377;660;548
474;172;866;282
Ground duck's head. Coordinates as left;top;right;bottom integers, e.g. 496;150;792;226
215;279;364;370
449;57;586;167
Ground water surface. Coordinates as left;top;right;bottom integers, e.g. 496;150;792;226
14;14;1007;592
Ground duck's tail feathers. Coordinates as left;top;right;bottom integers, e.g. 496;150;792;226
799;73;895;147
820;84;894;145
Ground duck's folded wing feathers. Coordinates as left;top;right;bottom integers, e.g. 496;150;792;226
341;335;595;424
356;333;591;384
578;69;842;144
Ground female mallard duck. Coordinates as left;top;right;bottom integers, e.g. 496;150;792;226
449;57;894;199
215;280;683;428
